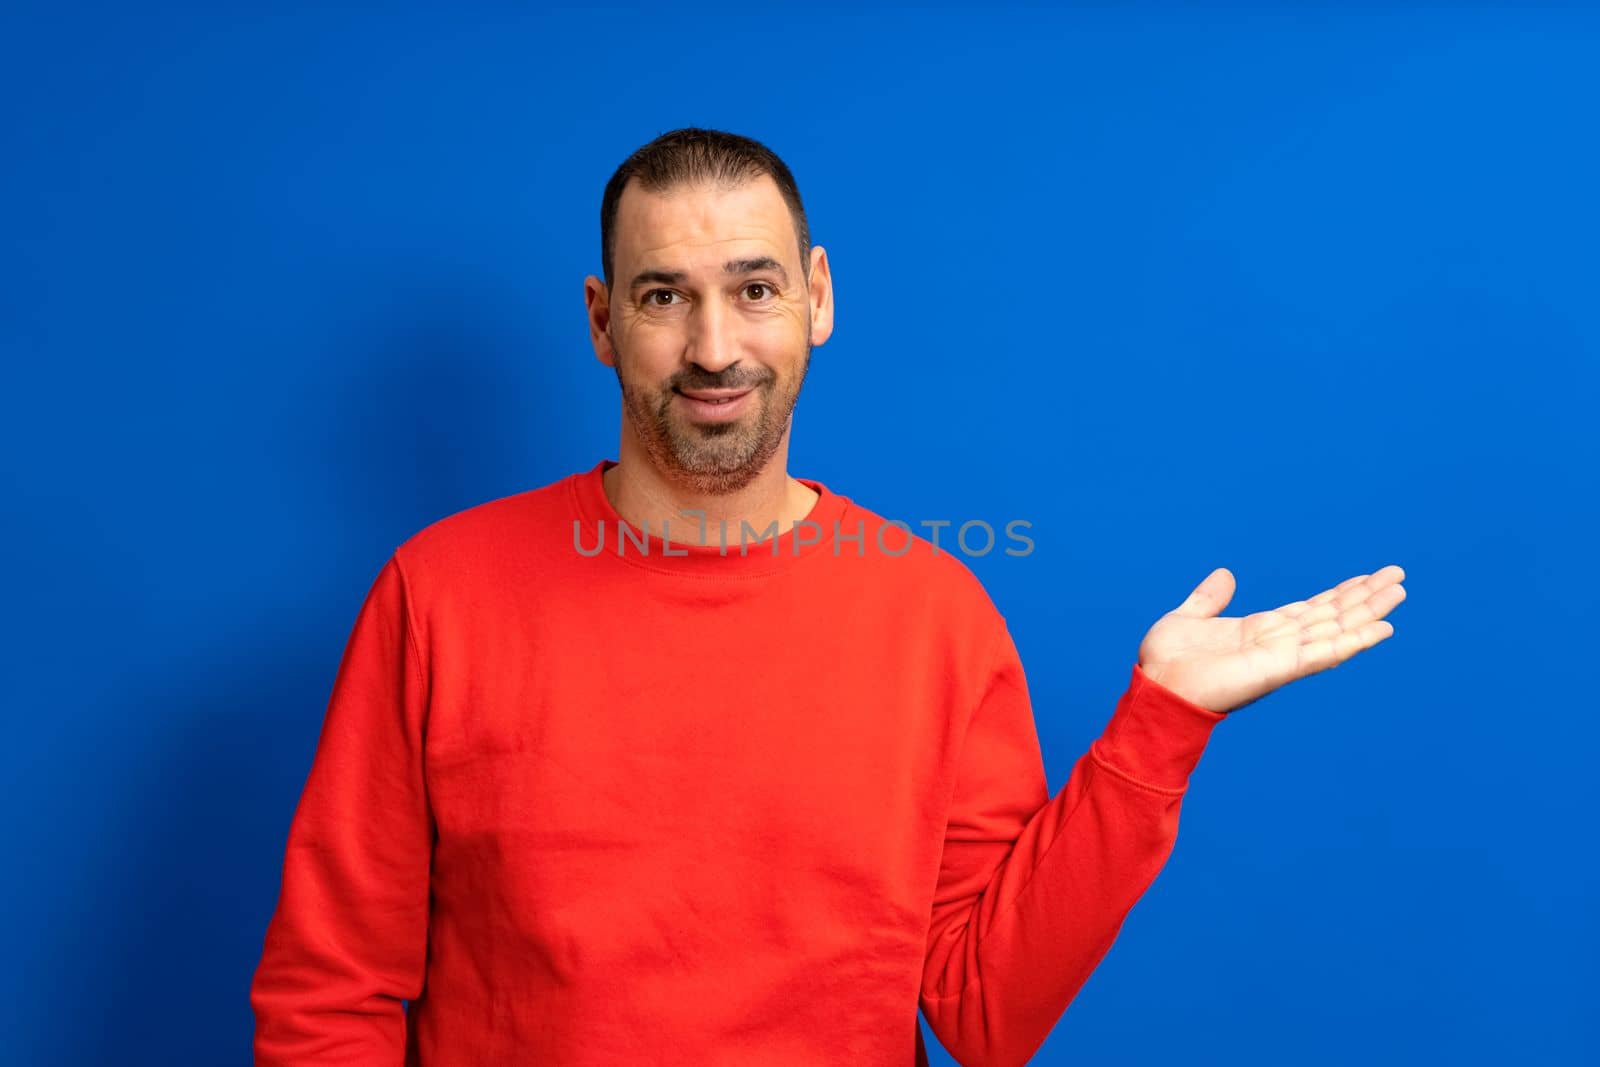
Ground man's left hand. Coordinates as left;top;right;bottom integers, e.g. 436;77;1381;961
1137;565;1407;714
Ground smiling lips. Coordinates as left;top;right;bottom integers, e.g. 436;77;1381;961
675;386;756;422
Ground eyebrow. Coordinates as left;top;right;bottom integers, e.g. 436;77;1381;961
628;257;789;291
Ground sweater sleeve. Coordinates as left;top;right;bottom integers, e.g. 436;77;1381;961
250;554;434;1065
919;624;1227;1067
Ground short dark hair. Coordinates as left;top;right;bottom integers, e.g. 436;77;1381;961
599;127;811;290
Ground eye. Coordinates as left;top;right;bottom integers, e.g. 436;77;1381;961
644;289;681;306
743;282;774;301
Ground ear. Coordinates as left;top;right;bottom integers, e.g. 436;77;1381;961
584;274;617;368
806;245;834;347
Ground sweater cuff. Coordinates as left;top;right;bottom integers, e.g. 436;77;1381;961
1089;663;1228;792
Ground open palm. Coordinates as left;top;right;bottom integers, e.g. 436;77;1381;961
1138;565;1406;714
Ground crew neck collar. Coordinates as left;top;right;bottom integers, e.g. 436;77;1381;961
569;458;851;578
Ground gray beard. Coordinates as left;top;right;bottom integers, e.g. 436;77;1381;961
613;345;811;496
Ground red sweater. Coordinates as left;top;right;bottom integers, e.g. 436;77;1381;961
251;459;1228;1066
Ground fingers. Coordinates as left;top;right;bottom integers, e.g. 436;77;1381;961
1298;581;1407;641
1306;565;1405;605
1267;566;1408;679
1245;566;1406;680
1299;619;1396;674
1341;581;1407;629
1303;574;1367;608
1282;565;1406;619
1173;566;1236;619
1282;574;1367;617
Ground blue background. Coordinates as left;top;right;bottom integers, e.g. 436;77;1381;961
3;4;1595;1064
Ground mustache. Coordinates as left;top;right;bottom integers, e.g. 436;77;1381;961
670;368;771;392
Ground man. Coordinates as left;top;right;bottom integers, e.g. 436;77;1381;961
250;128;1406;1066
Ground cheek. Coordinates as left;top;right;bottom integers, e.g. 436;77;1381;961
746;317;808;357
616;332;682;381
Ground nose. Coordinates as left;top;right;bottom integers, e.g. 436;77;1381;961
684;294;741;376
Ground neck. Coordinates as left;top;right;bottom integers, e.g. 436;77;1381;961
604;433;819;548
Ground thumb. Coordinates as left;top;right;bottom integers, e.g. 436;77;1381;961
1172;567;1235;618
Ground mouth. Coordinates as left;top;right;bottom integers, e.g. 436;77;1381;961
674;386;756;422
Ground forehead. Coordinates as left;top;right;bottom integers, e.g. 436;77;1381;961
613;174;797;276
